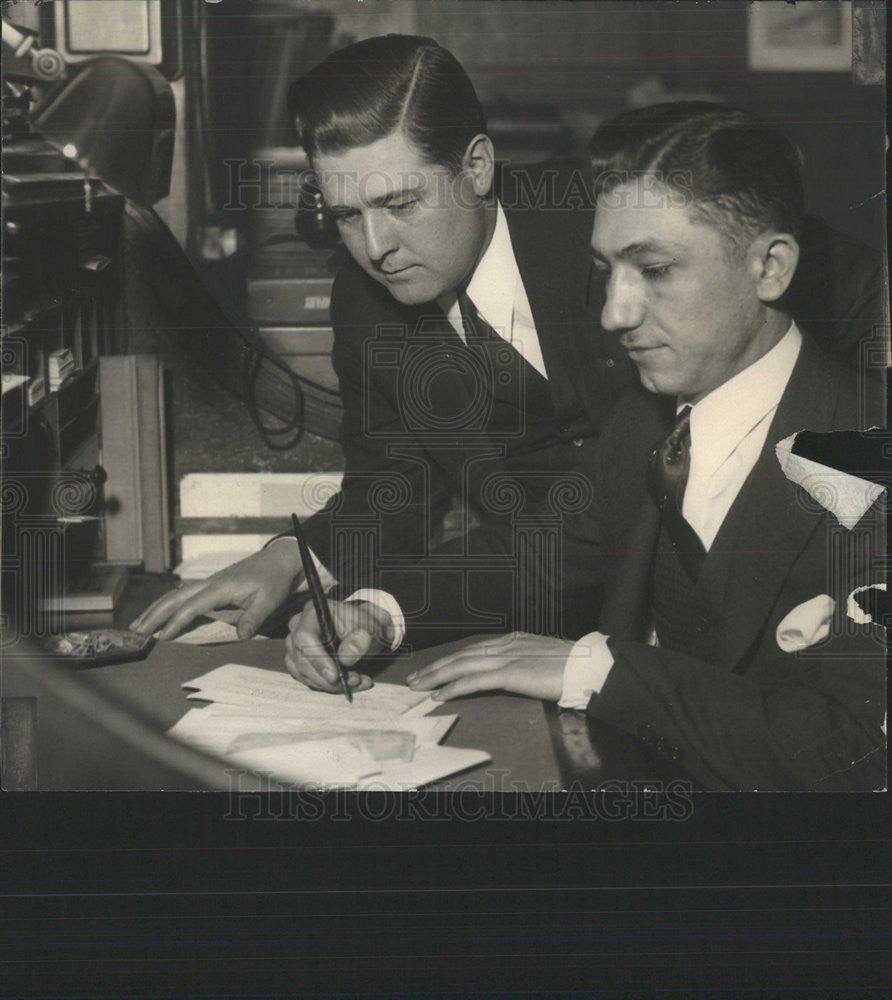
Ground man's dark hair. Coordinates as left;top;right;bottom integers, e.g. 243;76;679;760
287;34;487;174
588;102;805;248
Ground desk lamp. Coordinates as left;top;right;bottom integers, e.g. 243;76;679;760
2;16;175;207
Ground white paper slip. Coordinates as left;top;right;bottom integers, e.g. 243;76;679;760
169;708;487;790
183;664;432;721
169;705;456;753
355;746;492;791
168;664;488;789
232;737;381;788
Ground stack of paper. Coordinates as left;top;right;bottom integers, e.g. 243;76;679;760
167;664;490;790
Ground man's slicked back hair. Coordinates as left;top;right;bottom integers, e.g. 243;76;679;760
287;34;487;174
588;102;805;247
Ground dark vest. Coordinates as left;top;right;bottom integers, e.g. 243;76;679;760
649;525;721;663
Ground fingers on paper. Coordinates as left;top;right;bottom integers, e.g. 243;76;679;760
130;582;216;639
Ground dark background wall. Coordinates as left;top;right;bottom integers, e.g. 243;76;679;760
202;0;886;250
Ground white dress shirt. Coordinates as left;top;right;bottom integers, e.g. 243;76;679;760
438;202;547;378
559;323;803;709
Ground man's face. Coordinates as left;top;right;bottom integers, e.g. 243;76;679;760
591;180;770;403
313;130;490;305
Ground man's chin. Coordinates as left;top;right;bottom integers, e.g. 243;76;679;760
381;282;436;306
636;367;680;397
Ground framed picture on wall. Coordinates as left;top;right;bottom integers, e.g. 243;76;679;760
748;0;853;71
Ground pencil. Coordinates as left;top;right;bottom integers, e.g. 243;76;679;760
291;513;352;703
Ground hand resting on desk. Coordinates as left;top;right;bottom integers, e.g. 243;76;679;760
285;599;394;694
407;632;571;703
130;543;302;641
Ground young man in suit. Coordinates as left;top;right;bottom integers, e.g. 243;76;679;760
384;104;886;791
135;41;883;710
134;35;628;653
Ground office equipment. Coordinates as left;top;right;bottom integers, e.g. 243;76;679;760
257;327;338;392
248;253;333;325
2;14;176;208
99;355;171;573
2;172;126;625
51;0;165;67
38;563;129;614
2;9;176;630
291;512;351;702
47;347;77;390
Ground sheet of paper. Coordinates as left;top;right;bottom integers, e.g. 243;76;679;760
183;663;431;726
168;664;488;789
355;746;491;792
168;704;454;752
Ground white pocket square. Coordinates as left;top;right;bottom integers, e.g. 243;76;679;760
776;594;835;653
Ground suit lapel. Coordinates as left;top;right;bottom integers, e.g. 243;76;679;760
713;338;841;670
500;164;604;424
598;340;842;662
598;497;661;640
597;393;672;639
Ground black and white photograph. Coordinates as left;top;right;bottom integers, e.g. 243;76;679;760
2;2;890;996
1;1;887;793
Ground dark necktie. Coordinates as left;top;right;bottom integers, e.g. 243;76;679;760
457;289;495;343
456;289;551;424
646;405;706;581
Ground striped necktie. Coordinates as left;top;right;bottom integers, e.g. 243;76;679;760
645;405;706;581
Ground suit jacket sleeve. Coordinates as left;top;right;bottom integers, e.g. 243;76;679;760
592;586;886;792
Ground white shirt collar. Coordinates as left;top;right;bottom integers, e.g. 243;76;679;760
686;322;803;478
438;202;519;338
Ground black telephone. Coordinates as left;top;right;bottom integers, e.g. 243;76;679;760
294;174;340;250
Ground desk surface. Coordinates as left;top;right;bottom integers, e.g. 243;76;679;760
31;576;696;790
75;637;695;791
80;637;563;791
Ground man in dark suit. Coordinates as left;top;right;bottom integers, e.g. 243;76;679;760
134;38;883;715
404;103;886;791
133;35;628;655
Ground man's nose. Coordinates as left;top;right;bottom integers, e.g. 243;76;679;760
362;210;398;262
601;270;644;332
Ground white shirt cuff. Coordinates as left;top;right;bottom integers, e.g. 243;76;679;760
346;589;404;652
558;631;614;709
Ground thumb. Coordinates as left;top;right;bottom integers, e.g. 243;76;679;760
337;628;378;668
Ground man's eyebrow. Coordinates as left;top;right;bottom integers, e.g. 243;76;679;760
369;185;422;208
591;239;685;260
326;184;421;214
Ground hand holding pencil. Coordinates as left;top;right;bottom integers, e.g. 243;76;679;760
284;598;390;695
285;513;392;696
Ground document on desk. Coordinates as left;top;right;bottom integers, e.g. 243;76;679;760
167;664;490;790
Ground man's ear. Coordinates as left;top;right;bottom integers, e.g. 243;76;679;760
461;134;495;197
749;232;800;302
